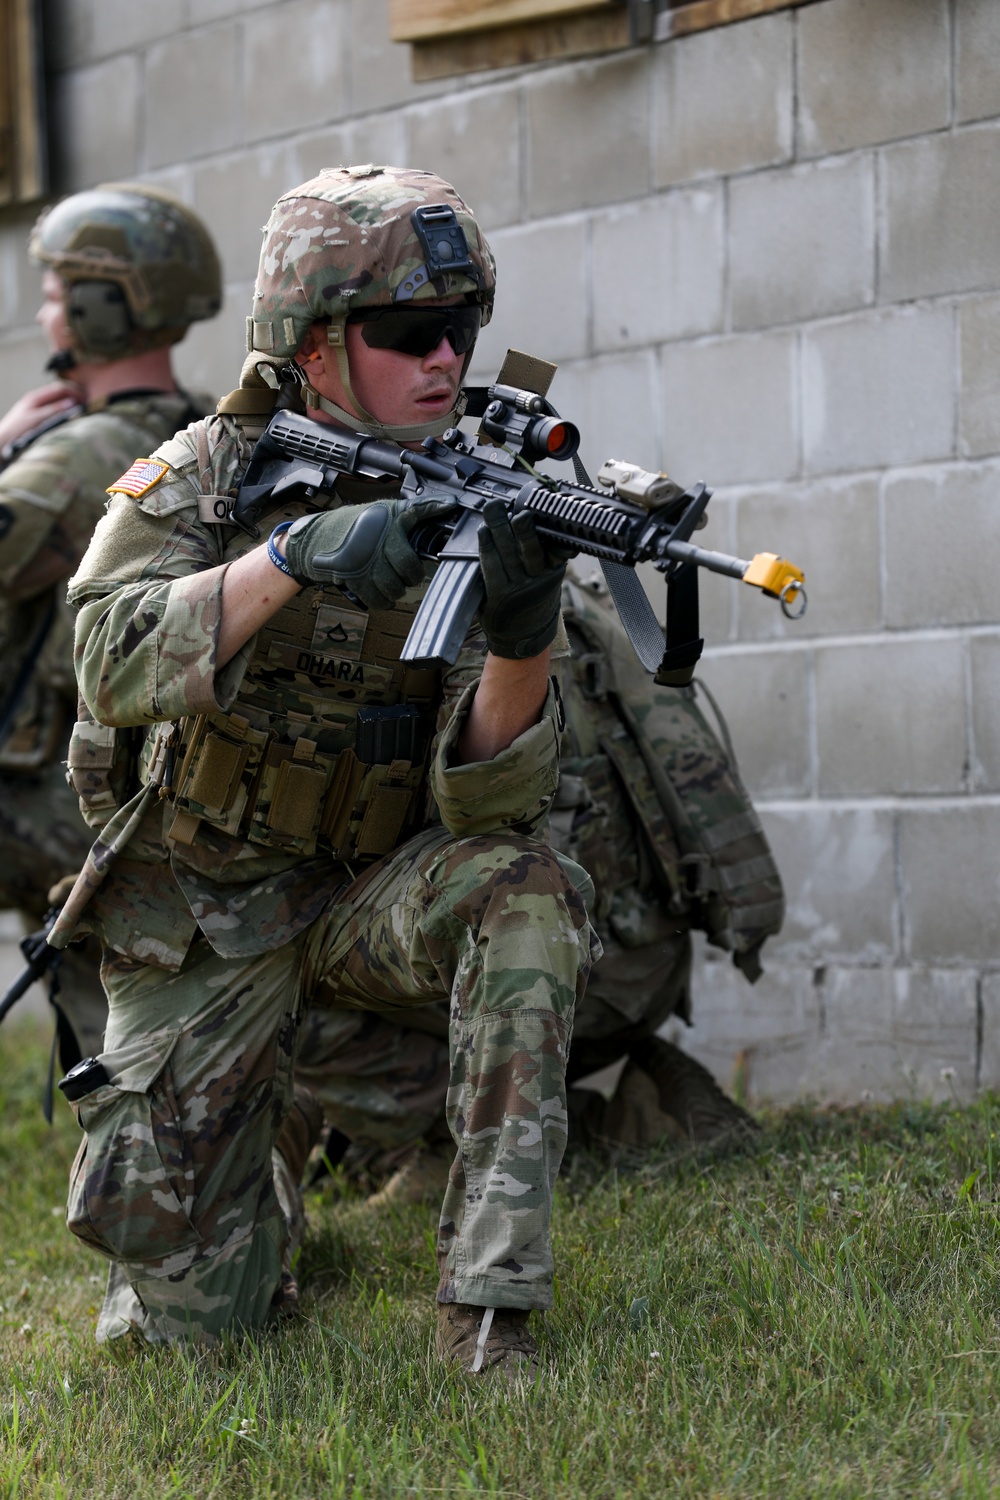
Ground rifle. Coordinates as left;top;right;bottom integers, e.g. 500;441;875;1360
0;907;77;1123
0;908;62;1029
234;369;806;680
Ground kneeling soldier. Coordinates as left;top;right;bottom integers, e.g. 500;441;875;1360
65;167;598;1380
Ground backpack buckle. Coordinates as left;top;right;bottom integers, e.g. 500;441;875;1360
575;650;608;701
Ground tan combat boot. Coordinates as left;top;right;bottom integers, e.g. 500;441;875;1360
635;1037;759;1146
270;1083;325;1320
365;1140;453;1209
275;1082;325;1183
437;1303;541;1384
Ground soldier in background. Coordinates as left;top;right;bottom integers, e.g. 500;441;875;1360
0;184;220;1066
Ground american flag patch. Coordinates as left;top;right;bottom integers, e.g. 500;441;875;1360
106;459;169;498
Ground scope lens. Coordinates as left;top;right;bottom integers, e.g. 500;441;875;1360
526;416;579;462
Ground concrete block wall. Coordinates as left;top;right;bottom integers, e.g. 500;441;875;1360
0;0;997;1105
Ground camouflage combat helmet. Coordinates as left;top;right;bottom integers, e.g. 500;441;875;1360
249;164;496;440
29;183;222;364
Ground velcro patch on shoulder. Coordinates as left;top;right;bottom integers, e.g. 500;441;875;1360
106;458;169;498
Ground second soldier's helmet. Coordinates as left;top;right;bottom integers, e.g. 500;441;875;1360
29;182;222;363
248;164;495;438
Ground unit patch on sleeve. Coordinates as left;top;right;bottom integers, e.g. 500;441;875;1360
106;459;169;498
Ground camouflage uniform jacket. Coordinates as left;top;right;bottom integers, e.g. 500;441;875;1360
67;413;563;972
0;393;202;769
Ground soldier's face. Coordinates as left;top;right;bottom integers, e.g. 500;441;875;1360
37;270;72;357
298;298;468;431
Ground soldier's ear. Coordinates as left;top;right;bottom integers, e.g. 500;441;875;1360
294;323;323;366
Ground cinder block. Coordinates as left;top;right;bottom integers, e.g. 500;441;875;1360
553;377;733;650
44;0;95;72
881;126;1000;302
979;972;1000;1091
146;25;240;169
969;634;1000;792
811;968;907;1105
349;0;451;112
591;185;724;353
760;802;897;965
294;124;360;184
175;280;250;404
681;944;821;1106
891;969;979;1101
816;967;978;1104
0;229;20;332
734;476;879;642
90;0;187;55
802;306;953;474
884;462;1000;628
468;218;589;373
191;0;272;19
660;332;798;486
296;117;411;185
900;803;1000;964
193;148;298;285
526;55;649;219
143;165;192;203
407;88;521;231
49;56;140;189
244;2;349;140
815;637;966;795
797;0;949;157
694;645;812;797
653;12;792;185
0;209;43;329
956;0;1000;124
0;332;48;412
730;155;875;331
960;296;1000;459
547;349;660;475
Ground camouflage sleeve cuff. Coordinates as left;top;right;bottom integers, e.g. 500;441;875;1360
153;565;253;717
431;677;561;838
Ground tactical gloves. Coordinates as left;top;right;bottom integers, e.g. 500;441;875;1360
283;497;452;611
283;495;566;655
477;498;568;659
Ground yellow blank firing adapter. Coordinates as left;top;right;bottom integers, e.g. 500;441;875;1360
742;553;807;618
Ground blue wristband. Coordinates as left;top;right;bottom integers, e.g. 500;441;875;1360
267;520;295;577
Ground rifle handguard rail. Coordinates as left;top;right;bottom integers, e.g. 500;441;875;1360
234;387;807;668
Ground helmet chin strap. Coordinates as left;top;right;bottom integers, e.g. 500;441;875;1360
298;378;464;441
298;320;464;443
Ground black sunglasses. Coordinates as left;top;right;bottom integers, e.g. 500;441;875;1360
348;303;482;358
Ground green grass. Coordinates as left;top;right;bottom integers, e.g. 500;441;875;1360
4;1020;1000;1498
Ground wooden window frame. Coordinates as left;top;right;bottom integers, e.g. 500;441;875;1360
391;0;821;79
0;0;47;208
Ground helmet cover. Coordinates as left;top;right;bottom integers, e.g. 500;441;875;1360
249;164;495;361
29;182;222;359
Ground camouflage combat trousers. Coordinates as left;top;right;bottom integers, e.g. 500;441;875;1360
67;826;597;1344
297;923;692;1158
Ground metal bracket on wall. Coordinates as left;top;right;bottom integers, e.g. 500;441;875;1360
627;0;659;43
628;0;819;44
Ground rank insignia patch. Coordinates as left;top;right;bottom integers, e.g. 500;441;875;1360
107;459;169;498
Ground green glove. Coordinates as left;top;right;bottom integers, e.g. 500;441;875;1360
283;497;452;611
477;499;568;659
